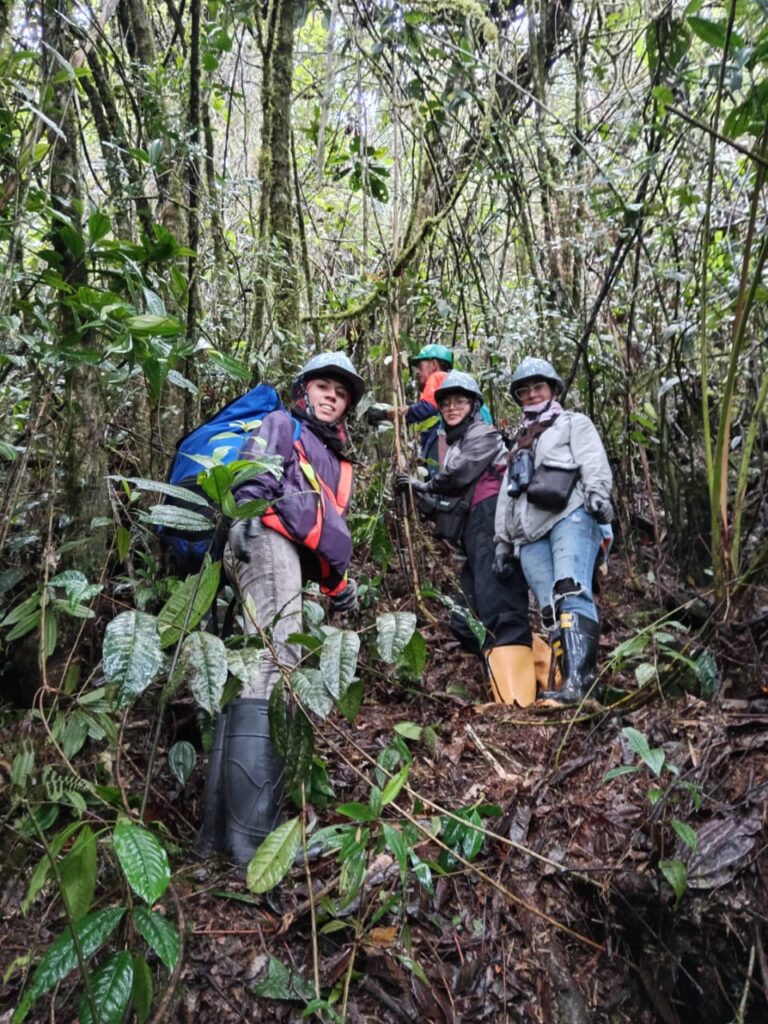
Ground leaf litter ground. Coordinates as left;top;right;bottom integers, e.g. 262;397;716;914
1;558;767;1024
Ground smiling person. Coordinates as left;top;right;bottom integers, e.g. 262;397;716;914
196;351;365;863
396;371;545;706
367;343;453;475
494;357;613;707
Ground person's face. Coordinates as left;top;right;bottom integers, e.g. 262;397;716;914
438;392;472;426
416;358;440;388
305;377;351;422
514;379;553;407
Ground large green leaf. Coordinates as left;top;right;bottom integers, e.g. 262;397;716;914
245;816;301;894
60;825;97;922
115;476;210;506
291;667;333;718
227;648;264;689
113;821;170;905
131;954;153;1024
12;908;126;1023
268;682;289;756
133;906;180;968
22;822;82;913
142;505;213;533
157;560;221;649
79;951;134;1024
177;632;227;714
319;627;360;698
284;709;314;792
376;612;417;663
125;313;183;336
103;612;163;705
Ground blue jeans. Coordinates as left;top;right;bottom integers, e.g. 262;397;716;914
519;506;601;624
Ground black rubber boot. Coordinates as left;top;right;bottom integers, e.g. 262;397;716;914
223;698;285;864
194;712;228;857
538;612;600;705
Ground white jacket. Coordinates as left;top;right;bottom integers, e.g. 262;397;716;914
494;411;612;550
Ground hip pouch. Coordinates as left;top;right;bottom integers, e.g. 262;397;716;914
526;462;580;512
432;495;470;544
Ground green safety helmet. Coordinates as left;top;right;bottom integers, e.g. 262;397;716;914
408;343;454;369
292;351;366;408
434;370;483;405
509;357;563;405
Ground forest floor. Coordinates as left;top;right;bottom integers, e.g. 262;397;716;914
1;546;767;1023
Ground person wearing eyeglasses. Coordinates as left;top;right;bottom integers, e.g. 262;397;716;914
494;357;613;706
395;371;547;706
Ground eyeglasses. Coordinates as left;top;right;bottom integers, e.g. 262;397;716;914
513;381;550;401
438;395;472;410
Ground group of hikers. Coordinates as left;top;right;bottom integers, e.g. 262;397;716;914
193;346;614;863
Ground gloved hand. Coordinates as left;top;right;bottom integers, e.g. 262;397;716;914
395;473;428;494
366;406;392;426
331;578;358;615
492;541;514;577
586;492;614;524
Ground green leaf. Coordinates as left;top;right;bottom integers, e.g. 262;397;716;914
157;560;221;648
113;821;170;905
131;954;153;1024
177;632;227;714
622;726;665;777
382;823;408;880
284;709;314;791
88;211;111;243
116;476;211;507
319;628;360;699
672;819;697;853
337;802;376;821
125;314;183;336
206;349;252;382
142;504;214;533
60;825;96;922
686;15;729;50
396;631;426;681
659;858;688;905
603;764;640;782
252;955;315;1000
245;816;301;894
79;951;133;1024
103;612;163;705
268;681;289;756
168;741;196;786
291;667;333;718
634;662;656;687
381;764;409;806
394;722;422;741
133;907;180;968
22;822;82;913
694;649;719;700
14;908;125;1021
227;648;265;690
376;611;417;663
336;679;363;722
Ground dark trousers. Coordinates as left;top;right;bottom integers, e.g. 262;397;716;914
458;497;532;650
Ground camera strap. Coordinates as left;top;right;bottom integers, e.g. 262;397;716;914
510;414;559;457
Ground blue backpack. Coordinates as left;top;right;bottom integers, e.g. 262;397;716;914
161;384;293;575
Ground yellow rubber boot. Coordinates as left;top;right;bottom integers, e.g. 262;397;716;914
485;646;536;707
532;633;553;692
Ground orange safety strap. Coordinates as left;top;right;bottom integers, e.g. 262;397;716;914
261;441;352;560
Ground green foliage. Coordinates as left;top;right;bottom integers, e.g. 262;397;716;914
246;816;302;893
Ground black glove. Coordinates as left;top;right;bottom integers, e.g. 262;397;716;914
331;579;358;615
366;406;391;426
586;492;614;524
492;541;514;578
395;473;428;494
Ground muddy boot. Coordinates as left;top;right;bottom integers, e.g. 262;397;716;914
538;613;600;706
223;698;284;864
194;712;228;858
485;645;536;706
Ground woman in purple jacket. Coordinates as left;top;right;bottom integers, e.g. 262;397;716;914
196;351;365;863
